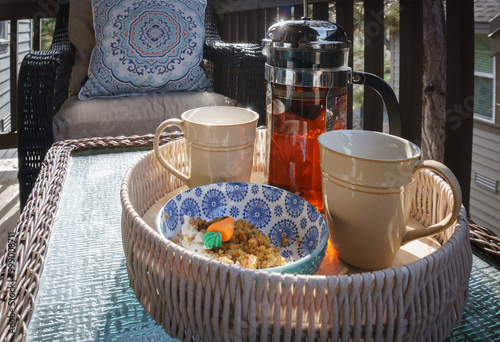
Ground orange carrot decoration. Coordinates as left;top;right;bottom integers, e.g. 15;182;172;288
207;217;235;242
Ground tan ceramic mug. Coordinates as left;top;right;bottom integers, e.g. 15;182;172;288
153;106;259;188
318;130;462;270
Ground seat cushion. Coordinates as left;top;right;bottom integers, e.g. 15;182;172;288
53;92;239;141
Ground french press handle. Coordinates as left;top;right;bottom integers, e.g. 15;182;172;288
351;71;402;137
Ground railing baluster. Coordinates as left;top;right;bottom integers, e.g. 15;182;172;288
279;6;292;20
256;8;266;42
247;10;256;43
294;4;305;19
312;2;329;21
266;7;279;30
222;12;231;42
445;0;474;212
399;0;423;142
363;0;384;132
230;11;238;42
33;17;41;51
336;0;354;129
238;11;248;42
10;20;18;135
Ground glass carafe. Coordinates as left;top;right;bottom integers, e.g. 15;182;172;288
263;19;402;212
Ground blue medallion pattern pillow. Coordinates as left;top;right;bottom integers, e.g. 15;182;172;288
78;0;210;100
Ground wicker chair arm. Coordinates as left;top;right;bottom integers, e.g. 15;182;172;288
204;41;267;125
17;1;74;208
17;47;74;208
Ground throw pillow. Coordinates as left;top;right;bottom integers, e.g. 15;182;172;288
79;0;210;100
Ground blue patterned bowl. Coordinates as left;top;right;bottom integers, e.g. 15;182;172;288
156;182;328;275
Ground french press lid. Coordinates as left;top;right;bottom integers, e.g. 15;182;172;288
262;0;351;70
262;10;350;69
263;19;349;49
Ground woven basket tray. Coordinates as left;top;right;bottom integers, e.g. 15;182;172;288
120;129;472;341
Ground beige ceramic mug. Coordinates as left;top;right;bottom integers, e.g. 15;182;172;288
153;106;259;188
318;130;462;270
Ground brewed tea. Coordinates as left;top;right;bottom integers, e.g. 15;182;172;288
267;83;347;211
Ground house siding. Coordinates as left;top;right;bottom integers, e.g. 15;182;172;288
0;20;32;132
389;30;400;99
469;119;500;236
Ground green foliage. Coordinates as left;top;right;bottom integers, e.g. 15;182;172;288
384;1;400;32
41;18;56;50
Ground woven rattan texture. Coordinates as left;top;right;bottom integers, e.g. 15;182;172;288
469;222;500;264
16;0;266;209
121;131;472;341
17;3;75;209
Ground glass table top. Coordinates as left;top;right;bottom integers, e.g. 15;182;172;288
26;151;175;341
25;150;500;341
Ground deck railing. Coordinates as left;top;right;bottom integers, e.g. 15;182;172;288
214;0;474;210
0;0;474;210
0;0;58;150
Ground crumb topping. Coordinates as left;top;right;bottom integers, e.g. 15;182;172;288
179;216;286;269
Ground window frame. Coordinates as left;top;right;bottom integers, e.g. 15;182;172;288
0;21;9;54
474;55;496;124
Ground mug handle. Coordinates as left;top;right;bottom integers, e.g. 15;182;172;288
401;160;462;245
153;119;190;186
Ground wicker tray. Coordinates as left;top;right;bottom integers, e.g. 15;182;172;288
120;129;472;341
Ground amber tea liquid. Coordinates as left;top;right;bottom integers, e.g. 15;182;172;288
267;84;346;211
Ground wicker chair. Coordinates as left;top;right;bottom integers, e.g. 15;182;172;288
16;0;267;208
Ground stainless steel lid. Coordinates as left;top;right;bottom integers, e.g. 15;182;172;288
262;18;350;50
262;19;350;69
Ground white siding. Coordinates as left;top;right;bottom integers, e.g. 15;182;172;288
0;19;32;132
389;30;400;100
469;119;500;236
0;66;10;131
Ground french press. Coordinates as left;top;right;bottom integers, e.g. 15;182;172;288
262;5;402;211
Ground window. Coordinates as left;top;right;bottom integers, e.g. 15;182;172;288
474;33;495;122
0;21;9;54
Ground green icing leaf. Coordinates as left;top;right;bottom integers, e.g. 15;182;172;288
204;232;222;249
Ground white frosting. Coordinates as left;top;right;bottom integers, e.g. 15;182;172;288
180;216;210;255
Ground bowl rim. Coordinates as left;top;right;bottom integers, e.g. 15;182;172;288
155;181;329;273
